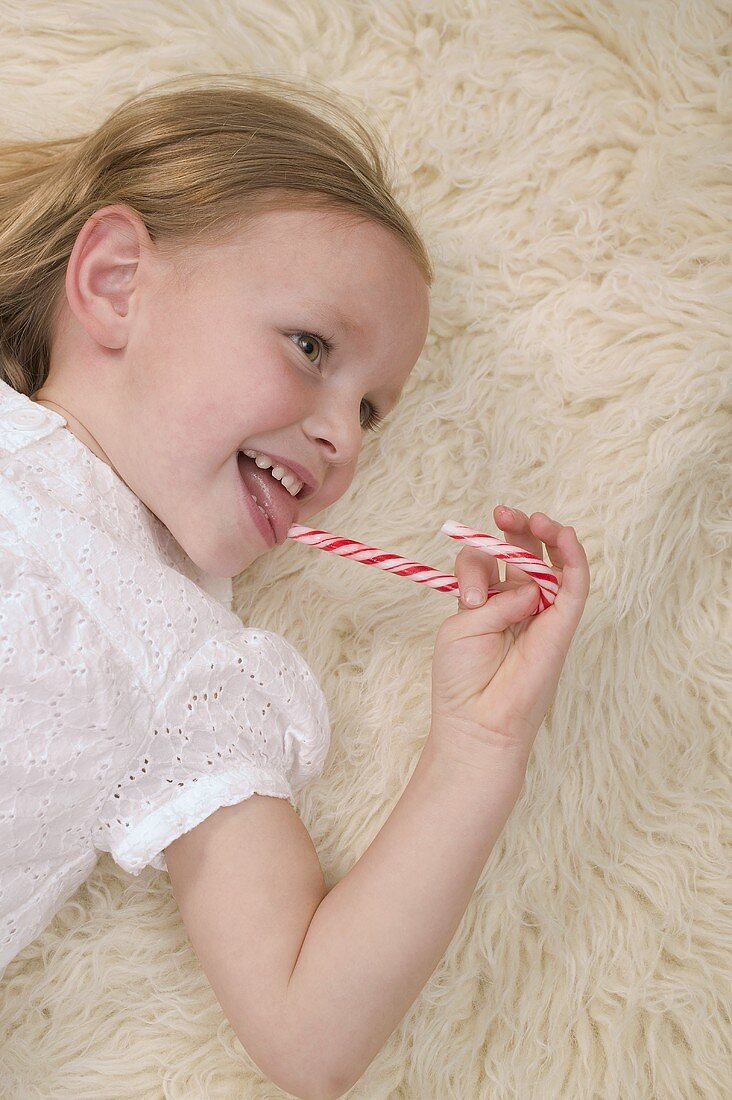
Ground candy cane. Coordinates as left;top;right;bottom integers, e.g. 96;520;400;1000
287;521;558;614
440;520;558;611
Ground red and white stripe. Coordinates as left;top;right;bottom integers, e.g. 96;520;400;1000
287;520;558;614
440;520;558;611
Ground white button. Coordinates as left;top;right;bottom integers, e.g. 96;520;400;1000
10;406;50;430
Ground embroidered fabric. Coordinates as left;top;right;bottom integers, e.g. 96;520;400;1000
0;379;330;976
92;629;330;875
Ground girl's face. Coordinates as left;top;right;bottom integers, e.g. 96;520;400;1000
39;204;430;578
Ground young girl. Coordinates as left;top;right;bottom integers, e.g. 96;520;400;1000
0;74;589;1098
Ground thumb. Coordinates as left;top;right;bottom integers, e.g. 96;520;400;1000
460;579;540;631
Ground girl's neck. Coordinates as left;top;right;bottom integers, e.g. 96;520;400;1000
32;392;116;472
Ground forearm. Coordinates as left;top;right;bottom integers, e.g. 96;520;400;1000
284;735;526;1096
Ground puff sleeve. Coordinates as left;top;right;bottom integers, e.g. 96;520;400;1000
92;627;331;875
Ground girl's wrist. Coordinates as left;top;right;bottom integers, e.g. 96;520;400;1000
422;726;528;796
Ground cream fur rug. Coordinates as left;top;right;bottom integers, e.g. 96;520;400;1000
1;2;730;1097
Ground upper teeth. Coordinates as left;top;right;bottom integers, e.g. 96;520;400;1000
242;450;303;497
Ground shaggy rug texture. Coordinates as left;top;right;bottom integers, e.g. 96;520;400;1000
1;1;729;1097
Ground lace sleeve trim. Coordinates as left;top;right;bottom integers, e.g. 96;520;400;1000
96;765;293;875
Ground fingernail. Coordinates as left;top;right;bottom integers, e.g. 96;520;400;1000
464;587;484;607
500;507;515;521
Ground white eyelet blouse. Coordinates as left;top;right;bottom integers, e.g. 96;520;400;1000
0;378;330;977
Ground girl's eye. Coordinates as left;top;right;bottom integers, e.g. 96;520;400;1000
291;330;332;365
291;330;385;434
361;402;385;431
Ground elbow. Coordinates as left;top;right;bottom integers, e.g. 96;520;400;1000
261;1047;356;1100
304;1079;355;1100
289;1067;357;1100
275;1056;358;1100
322;1073;359;1100
271;1074;352;1100
307;1060;361;1100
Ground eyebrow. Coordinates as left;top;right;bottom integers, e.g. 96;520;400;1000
300;297;360;337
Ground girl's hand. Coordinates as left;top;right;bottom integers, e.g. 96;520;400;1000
429;507;591;772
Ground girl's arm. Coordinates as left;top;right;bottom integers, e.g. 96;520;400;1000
164;793;331;1100
283;736;525;1096
164;738;525;1100
165;511;587;1098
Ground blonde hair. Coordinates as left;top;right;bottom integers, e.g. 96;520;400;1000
0;72;433;395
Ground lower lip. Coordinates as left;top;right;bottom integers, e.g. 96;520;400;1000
237;455;276;547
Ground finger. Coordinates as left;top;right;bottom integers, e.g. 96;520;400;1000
455;508;578;613
455;544;501;611
456;507;548;611
455;576;541;629
529;517;590;606
527;513;573;570
494;506;546;586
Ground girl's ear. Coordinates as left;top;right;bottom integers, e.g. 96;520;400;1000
64;205;151;351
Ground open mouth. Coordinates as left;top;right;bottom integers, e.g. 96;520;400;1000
237;452;298;545
237;458;276;545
